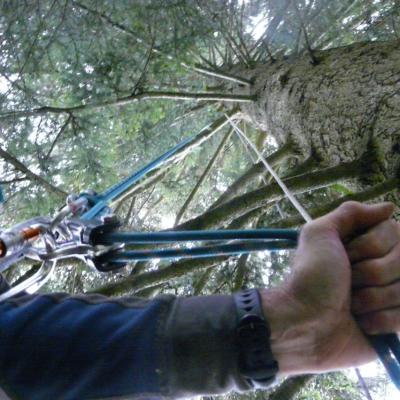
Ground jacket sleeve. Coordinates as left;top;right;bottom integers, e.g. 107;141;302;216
0;289;254;400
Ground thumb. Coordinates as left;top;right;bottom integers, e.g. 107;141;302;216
323;201;394;239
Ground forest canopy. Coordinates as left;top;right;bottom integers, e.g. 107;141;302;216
0;0;399;398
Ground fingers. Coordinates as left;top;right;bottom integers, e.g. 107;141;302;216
357;308;400;335
349;219;400;337
352;242;400;288
347;219;400;263
320;201;394;240
352;279;400;315
353;277;400;335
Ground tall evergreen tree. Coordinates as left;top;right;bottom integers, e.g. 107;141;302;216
0;0;398;397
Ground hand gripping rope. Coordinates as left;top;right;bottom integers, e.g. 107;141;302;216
225;115;400;391
0;115;399;389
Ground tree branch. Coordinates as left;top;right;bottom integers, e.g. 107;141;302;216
123;196;136;226
232;253;249;292
0;177;29;184
90;256;227;296
178;159;364;231
90;178;399;297
192;64;252;86
45;114;72;159
133;284;163;298
211;141;294;208
292;1;318;64
113;170;169;213
193;266;216;295
0;91;254;120
0;147;67;197
73;1;251;86
268;375;314;400
272;177;400;228
111;111;239;207
355;368;373;400
174;128;233;225
250;0;292;57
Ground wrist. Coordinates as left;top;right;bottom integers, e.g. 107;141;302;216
259;287;322;376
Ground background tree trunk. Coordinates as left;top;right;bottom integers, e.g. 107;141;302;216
243;40;400;189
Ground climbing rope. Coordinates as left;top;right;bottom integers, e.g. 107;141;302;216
225;114;311;222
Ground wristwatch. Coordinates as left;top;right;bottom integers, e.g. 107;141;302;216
234;288;279;386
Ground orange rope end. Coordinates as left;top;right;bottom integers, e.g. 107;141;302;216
22;227;41;241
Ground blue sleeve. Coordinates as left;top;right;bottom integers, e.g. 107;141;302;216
0;287;254;399
0;292;173;400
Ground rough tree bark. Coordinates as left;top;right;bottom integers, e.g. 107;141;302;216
242;40;400;194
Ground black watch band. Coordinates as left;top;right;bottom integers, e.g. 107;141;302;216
234;289;279;386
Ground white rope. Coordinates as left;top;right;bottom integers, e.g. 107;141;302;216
235;129;286;218
225;114;312;223
234;126;269;185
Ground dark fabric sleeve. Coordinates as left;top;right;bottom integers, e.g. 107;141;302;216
0;291;254;400
164;295;252;398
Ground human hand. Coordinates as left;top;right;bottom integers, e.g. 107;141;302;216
348;217;400;334
260;201;395;376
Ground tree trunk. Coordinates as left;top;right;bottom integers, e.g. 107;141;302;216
242;40;400;186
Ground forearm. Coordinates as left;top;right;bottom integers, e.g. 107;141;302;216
0;291;251;399
0;285;367;400
165;294;252;397
0;292;174;399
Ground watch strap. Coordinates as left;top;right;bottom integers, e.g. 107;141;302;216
234;289;278;385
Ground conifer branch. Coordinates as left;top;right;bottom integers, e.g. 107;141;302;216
192;64;252;86
193;267;215;295
272;177;400;228
268;375;314;400
0;92;254;120
232;253;249;292
0;147;67;197
45;114;72;159
111;111;239;207
174;128;233;226
249;0;291;57
90;179;399;296
73;1;251;86
211;142;293;208
177;159;365;231
90;256;227;296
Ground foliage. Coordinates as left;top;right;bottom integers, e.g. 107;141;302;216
0;0;399;398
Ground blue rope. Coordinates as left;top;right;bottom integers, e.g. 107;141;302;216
101;240;295;263
82;136;194;219
368;335;400;390
98;229;299;245
0;184;4;204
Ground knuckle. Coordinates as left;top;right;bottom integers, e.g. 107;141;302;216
357;288;379;311
393;242;400;258
362;318;378;335
339;201;360;214
395;221;400;237
380;220;400;245
387;282;400;303
362;308;400;335
364;261;385;285
300;221;322;239
363;235;382;255
366;288;381;309
367;311;391;334
388;219;399;234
